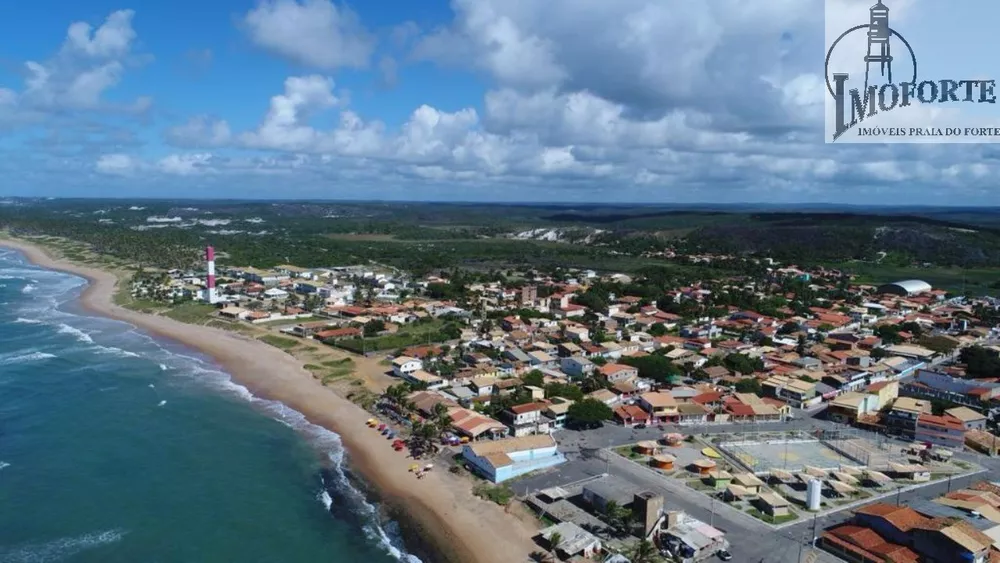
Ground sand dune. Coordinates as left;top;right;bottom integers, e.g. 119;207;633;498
2;238;540;563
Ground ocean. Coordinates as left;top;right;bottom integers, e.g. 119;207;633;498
0;248;423;563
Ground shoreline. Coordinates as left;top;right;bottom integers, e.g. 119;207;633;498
1;238;540;563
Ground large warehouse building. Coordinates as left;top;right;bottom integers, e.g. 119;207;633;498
876;279;932;296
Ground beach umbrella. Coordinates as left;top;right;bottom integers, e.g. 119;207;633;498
424;464;434;471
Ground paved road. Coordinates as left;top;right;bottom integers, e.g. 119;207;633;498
510;414;1000;563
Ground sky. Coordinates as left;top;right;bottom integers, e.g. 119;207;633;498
0;0;998;204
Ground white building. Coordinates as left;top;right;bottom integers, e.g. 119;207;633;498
391;356;423;378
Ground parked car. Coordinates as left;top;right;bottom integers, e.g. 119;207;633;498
635;423;647;429
717;549;732;561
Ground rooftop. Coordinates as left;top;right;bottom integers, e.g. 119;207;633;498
466;434;556;457
945;406;987;423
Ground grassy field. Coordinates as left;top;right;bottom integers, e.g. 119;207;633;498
833;262;1000;295
257;316;315;327
257;334;300;350
303;358;356;385
324;233;400;241
163;302;217;323
331;318;451;353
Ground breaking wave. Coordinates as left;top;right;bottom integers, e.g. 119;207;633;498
0;529;126;563
0;351;57;366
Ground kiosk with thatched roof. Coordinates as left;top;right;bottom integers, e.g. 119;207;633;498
863;470;892;487
690;459;717;475
635;440;659;455
826;480;857;496
769;469;795;484
662;433;684;447
650;453;676;471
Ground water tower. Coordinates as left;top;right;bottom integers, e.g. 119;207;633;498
807;479;822;511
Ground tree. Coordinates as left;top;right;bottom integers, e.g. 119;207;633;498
918;336;958;355
962;346;1000;378
648;323;667;337
734;378;761;394
522;370;545;388
603;500;633;537
566;398;613;429
545;382;584;402
432;402;452;433
629;539;659;563
547;532;563;558
385;383;414;413
722;353;764;375
870;347;889;360
622;355;682;384
796;334;807;355
407;421;440;459
364;319;386;337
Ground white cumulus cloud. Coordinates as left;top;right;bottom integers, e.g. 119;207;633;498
242;0;375;69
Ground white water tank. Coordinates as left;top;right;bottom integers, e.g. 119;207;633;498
807;479;822;511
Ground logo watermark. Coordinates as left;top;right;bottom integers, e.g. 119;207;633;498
824;1;998;143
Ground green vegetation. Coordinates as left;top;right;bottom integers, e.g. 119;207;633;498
472;483;516;506
686;479;713;491
962;346;1000;378
566;398;613;428
746;508;798;524
734;378;762;394
6;201;1000;298
332;318;462;353
257;334;300;350
162;302;216;323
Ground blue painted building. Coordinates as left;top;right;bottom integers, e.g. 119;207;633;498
462;434;565;483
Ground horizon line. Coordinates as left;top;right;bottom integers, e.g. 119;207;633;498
3;196;1000;210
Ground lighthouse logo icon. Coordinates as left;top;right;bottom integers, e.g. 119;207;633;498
825;1;917;103
825;1;917;141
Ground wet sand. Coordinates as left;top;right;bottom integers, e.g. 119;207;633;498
1;238;540;563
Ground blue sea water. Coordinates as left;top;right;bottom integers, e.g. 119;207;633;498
0;248;423;563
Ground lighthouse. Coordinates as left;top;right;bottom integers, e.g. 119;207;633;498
204;245;218;304
865;1;893;82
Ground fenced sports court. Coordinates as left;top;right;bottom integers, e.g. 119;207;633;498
716;430;868;473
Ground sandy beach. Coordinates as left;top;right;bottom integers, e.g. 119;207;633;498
1;237;540;563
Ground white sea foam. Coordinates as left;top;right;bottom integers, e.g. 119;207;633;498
56;323;94;344
21;284;35;294
1;252;421;562
172;360;422;562
318;489;333;510
158;400;166;407
0;529;126;563
94;345;140;358
13;318;43;324
0;351;57;366
0;461;9;471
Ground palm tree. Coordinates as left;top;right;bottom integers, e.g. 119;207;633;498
546;531;562;559
407;421;440;459
629;539;658;563
385;383;412;411
432;402;452;433
603;500;633;537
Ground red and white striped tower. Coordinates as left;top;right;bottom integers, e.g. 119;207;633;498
205;245;217;303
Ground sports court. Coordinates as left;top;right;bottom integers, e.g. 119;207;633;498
721;439;860;473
